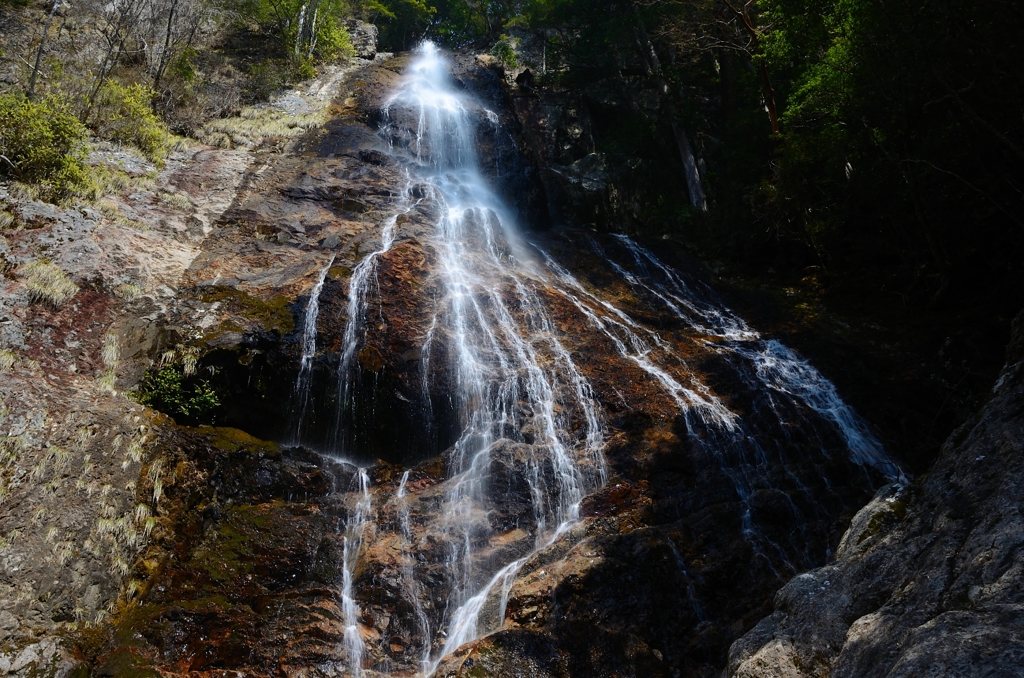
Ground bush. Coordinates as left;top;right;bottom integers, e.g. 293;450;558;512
92;82;171;163
310;19;356;61
137;365;221;424
0;93;91;201
489;34;520;70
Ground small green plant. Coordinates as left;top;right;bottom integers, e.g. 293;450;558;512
21;259;79;307
294;56;317;81
0;210;14;228
490;34;520;70
91;82;171;163
136;365;220;423
0;93;91;201
115;283;142;301
0;350;14;371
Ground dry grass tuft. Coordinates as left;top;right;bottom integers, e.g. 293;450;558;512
200;105;327;149
101;333;121;367
115;282;143;301
161;191;194;211
21;260;79;308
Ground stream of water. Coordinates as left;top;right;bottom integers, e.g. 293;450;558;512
289;42;900;676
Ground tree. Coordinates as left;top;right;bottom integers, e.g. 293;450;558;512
26;0;63;100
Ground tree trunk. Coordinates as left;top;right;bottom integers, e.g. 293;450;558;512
633;4;707;211
27;0;62;100
153;0;181;91
722;0;780;134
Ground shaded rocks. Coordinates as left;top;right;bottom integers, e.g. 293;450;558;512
726;310;1024;678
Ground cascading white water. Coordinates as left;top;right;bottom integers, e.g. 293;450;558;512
341;468;372;676
603;235;903;480
396;471;432;673
533;234;904;573
290;41;902;677
380;43;607;670
330;213;398;452
292;254;336;442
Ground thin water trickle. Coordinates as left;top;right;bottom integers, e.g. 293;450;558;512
292;254;336;442
341;469;372;676
396;470;432;673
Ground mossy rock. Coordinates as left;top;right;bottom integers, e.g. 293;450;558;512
198;287;296;335
328;264;352;279
857;498;908;545
196;425;280;456
92;649;161;678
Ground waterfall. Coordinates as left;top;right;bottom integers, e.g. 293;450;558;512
397;471;432;673
602;235;902;480
378;42;607;671
299;41;901;677
292;254;335;442
341;468;372;676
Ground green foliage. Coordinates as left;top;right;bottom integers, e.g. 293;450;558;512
295;56;317;80
0;93;91;201
236;0;357;63
489;34;519;69
313;17;357;60
137;366;221;423
368;0;436;50
170;47;199;84
246;59;290;101
92;82;172;163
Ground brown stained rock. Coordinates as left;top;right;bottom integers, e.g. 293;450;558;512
83;428;361;677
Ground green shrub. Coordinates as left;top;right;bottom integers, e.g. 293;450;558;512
294;56;317;80
0;93;91;201
310;19;356;61
137;366;220;423
92;82;171;163
169;47;199;84
489;34;520;70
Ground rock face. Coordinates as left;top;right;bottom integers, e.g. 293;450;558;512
3;44;1004;678
726;311;1024;678
347;20;380;60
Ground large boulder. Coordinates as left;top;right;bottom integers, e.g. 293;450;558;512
347;19;379;60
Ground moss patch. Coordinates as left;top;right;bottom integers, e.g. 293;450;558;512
196;425;279;456
198;287;296;335
858;499;908;544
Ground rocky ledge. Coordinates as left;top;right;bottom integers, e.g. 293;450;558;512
726;310;1024;677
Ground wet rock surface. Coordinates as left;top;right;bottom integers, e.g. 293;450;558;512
2;45;1014;678
725;311;1024;678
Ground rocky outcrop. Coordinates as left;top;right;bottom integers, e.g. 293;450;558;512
346;20;380;61
726;310;1024;677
